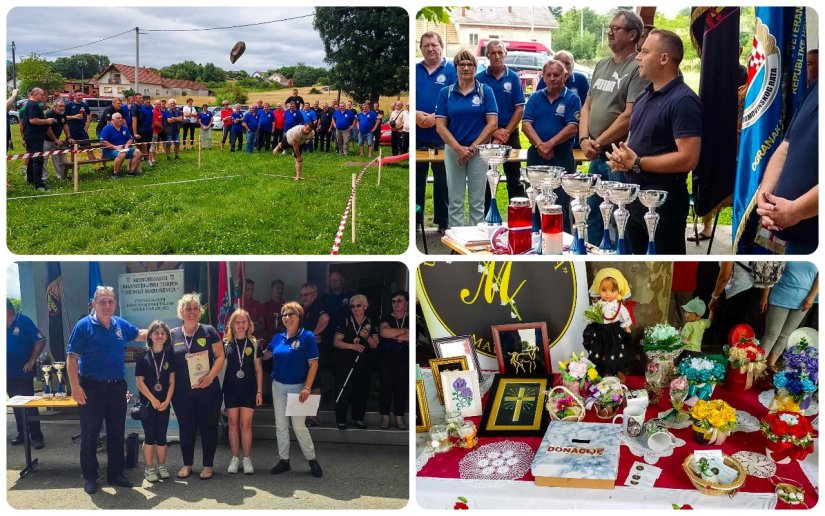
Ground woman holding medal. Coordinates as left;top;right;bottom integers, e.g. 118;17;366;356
170;293;225;480
333;294;379;430
263;301;323;478
222;309;263;474
134;321;175;483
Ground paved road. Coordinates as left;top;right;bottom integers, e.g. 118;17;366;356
6;420;409;510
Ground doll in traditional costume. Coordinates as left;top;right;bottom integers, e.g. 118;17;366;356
583;268;634;377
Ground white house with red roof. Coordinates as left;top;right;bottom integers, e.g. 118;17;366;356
95;64;210;98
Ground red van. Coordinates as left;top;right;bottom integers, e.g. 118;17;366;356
476;38;552;57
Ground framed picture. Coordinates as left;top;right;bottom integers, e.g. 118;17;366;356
433;335;483;378
478;375;549;437
415;380;430;432
440;370;483;417
428;356;469;404
491;322;551;376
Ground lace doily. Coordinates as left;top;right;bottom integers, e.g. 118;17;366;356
731;451;777;478
458;441;533;481
416;446;436;473
733;409;760;433
619;432;686;464
655;408;760;433
758;389;819;416
657;408;692;429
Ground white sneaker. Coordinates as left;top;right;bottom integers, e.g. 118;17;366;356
144;466;159;482
242;457;254;474
228;456;240;474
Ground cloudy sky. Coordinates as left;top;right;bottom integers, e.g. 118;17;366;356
6;7;326;73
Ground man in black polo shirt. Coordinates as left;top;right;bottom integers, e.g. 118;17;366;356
606;29;702;255
44;98;74;180
755;80;818;255
130;93;143;150
21;87;55;190
285;88;305;112
299;283;330;414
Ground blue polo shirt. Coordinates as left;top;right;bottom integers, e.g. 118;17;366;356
167;107;181;135
476;66;525;128
7;314;45;380
523;86;581;152
257;110;274;131
417;58;457;145
66;100;90;133
243;111;259;132
230;111;245;134
333;109;355;130
357;110;378;134
773;81;818;244
302;108;318;127
537;71;590;105
66;314;140;381
100;123;133;146
283;109;304;133
619;75;702;189
434;81;499;147
139;105;155;134
266;328;319;384
198;111;212;127
769;261;818;309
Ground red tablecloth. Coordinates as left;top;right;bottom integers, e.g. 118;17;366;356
418;375;817;509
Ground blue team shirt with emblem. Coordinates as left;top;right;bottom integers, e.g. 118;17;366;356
257;110;274;131
231;111;245;134
357;111;378;134
283;109;305;133
522;86;581;152
6;314;45;380
267;328;319;384
332;109;355;130
476;66;525;128
66;315;140;380
100;123;134;146
434;81;498;147
243;111;259;132
416;58;457;145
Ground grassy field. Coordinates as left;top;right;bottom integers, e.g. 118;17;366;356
6;128;409;255
188;86;409;109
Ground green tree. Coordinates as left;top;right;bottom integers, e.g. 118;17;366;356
552;8;607;60
215;82;247;104
160;60;203;81
50;53;110;80
201;63;226;83
416;6;454;24
314;7;407;104
18;55;65;96
653;10;697;62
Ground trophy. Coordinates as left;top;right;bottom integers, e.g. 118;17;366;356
520;165;564;253
594;179;620;253
41;364;54;399
638;190;669;255
477;144;512;229
53;362;67;399
606;182;640;255
560;174;598;255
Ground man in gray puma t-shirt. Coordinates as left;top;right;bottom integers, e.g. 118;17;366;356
578;9;648;246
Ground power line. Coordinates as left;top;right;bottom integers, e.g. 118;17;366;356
144;14;314;32
19;14;315;57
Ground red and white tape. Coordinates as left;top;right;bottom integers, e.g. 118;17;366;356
330;156;380;255
6;148;76;160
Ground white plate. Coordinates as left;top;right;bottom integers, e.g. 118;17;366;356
788;327;818;349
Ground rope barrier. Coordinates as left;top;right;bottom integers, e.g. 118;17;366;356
330;156;380;255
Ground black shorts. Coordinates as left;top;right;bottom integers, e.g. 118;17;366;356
223;388;256;409
139;131;153;144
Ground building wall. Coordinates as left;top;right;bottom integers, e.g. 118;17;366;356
456;25;553;51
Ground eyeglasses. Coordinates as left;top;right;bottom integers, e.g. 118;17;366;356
281;312;298;318
456;62;475;69
607;25;630;33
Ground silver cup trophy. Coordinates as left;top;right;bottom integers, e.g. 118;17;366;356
594;179;620;253
520;165;564;253
41;364;53;399
638;189;669;255
606;183;640;255
477;144;512;226
53;361;67;399
560;174;598;255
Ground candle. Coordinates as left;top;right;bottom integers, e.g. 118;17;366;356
429;424;448;443
458;420;477;448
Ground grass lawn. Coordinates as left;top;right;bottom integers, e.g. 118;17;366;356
6;129;408;255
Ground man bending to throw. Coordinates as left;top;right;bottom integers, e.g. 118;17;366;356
273;123;315;180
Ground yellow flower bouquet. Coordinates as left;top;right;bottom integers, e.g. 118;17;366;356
690;399;737;445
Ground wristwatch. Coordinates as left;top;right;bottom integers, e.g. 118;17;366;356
631;155;642;174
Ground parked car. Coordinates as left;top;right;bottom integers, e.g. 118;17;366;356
8;110;19;124
380;119;392;146
504;51;551;73
476;39;551;58
212;105;249;130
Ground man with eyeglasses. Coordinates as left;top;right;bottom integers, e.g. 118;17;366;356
416;31;456;235
606;29;702;255
219;101;233;149
66;286;148;494
299;283;331;415
578;9;648;247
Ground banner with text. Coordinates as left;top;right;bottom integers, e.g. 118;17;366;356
118;269;185;331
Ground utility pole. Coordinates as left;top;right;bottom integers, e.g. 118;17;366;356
11;41;16;90
135;27;140;95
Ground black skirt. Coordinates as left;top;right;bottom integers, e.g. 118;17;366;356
582;322;632;377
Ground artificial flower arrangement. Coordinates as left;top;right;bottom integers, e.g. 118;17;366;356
724;337;767;392
771;370;817;413
558;352;600;396
760;411;816;464
782;338;818;383
677;356;727;401
586;377;627;419
642;323;684;396
690;399;737;445
545;386;585;422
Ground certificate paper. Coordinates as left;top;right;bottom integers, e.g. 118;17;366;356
285;393;321;416
186;350;210;387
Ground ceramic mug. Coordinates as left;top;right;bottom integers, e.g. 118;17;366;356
644;418;676;452
612;405;645;437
